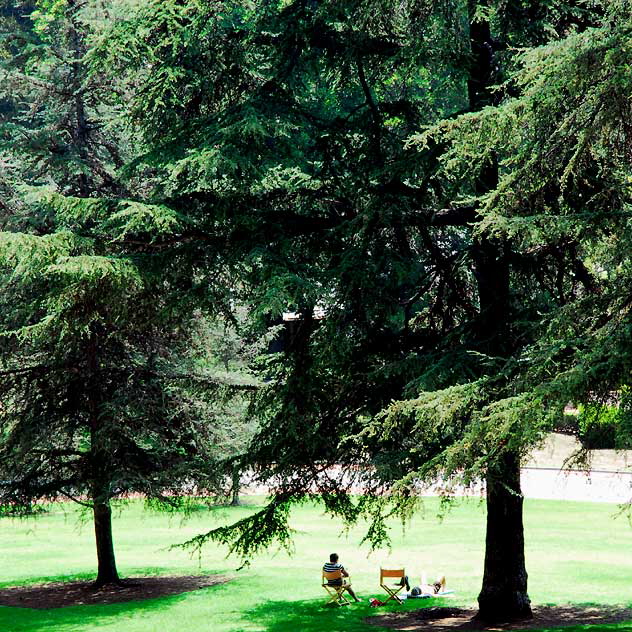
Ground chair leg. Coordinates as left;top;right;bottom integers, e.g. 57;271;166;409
380;585;404;604
324;586;350;606
337;591;350;606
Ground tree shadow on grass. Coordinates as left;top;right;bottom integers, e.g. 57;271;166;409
0;567;191;590
242;598;632;632
367;601;632;632
0;596;185;632
0;574;230;632
0;572;97;591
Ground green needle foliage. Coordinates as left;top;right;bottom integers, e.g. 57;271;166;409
2;0;630;622
88;0;619;621
0;228;230;584
0;0;130;208
429;1;632;427
0;0;233;586
74;0;632;620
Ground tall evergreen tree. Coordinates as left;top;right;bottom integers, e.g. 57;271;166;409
90;0;617;619
432;0;632;444
0;0;227;586
0;230;228;585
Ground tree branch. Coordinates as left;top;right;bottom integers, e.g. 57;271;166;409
356;57;383;165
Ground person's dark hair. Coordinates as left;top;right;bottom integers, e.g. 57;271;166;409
330;553;338;563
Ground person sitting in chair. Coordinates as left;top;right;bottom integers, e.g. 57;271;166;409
323;553;360;602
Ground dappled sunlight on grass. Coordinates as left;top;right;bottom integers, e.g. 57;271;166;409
243;597;387;632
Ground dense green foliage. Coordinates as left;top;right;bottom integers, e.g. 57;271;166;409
0;0;249;584
88;0;610;524
2;0;632;621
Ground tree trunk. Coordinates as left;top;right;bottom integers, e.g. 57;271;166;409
477;452;532;621
230;464;241;506
472;235;531;621
467;9;533;622
67;0;91;197
93;498;120;586
87;329;121;587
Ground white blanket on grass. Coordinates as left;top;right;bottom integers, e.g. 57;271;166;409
405;590;455;599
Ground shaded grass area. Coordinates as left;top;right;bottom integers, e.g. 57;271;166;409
0;497;631;631
0;575;228;608
371;603;632;631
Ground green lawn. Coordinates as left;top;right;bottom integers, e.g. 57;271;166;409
0;496;631;631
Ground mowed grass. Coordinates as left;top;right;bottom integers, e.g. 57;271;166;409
0;496;631;632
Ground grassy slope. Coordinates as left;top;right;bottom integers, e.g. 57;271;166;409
0;497;631;631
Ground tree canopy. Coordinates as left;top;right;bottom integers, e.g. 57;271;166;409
1;0;631;621
0;0;237;585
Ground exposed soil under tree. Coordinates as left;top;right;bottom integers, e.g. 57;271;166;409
368;605;632;631
0;575;230;609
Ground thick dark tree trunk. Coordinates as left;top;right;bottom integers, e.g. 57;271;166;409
472;234;531;621
93;498;120;586
468;10;532;622
477;452;532;622
87;329;121;587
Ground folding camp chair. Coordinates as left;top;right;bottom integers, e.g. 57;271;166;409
322;570;351;606
379;567;406;604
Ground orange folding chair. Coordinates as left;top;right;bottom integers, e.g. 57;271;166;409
322;569;351;606
379;567;406;604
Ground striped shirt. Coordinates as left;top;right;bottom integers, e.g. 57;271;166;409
323;562;345;585
323;562;345;574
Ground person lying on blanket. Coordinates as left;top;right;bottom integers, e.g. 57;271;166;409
323;553;360;602
398;572;447;595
